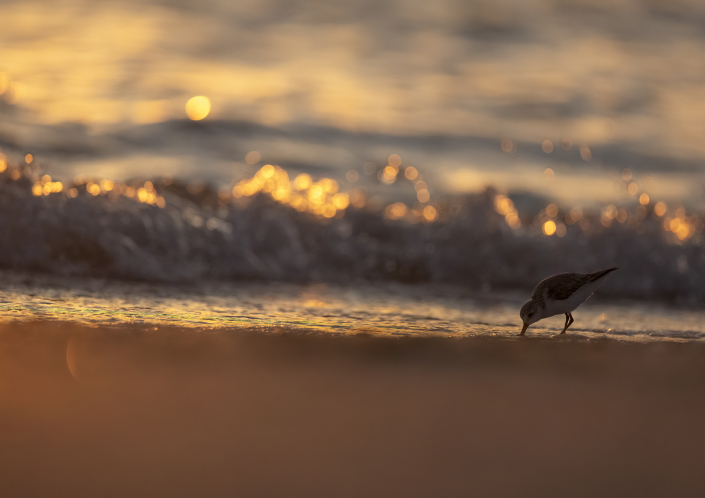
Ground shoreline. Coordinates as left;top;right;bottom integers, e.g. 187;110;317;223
2;322;705;497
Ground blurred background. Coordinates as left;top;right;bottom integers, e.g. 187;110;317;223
0;0;704;301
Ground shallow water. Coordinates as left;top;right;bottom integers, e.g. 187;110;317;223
1;274;703;342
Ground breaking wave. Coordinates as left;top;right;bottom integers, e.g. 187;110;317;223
1;166;703;305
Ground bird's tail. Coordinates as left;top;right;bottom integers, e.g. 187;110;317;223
588;267;618;282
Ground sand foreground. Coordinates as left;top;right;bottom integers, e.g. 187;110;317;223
1;322;705;497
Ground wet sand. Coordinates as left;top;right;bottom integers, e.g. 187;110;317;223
2;322;705;497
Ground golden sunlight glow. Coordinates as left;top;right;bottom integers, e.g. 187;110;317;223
25;154;33;164
32;184;42;196
185;96;211;121
639;193;650;205
0;153;6;172
544;168;554;179
542;220;556;236
542;140;553;153
654;201;667;217
417;189;430;203
501;139;513;152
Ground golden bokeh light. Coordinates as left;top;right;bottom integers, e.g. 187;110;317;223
386;202;408;220
417;189;430;203
294;173;312;191
25;154;33;164
380;166;397;184
422;205;437;222
580;145;592;162
654;201;667;217
628;182;638;195
542;140;553;153
494;195;514;215
561;138;572;150
185;96;211;121
0;153;6;173
546;203;558;218
544;168;554;179
542;220;556;236
346;170;359;182
388;154;402;168
622;168;632;181
332;193;349;209
505;212;521;229
639;193;650;205
245;151;261;164
556;223;567;237
566;206;583;224
501;139;513;152
405;167;418;180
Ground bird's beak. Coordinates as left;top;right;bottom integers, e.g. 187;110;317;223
520;322;529;336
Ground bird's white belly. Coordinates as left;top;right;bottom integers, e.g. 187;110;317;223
543;280;602;317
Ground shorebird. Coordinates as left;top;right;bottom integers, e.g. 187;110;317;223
519;267;617;336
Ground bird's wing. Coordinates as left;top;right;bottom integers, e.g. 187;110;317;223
532;273;591;302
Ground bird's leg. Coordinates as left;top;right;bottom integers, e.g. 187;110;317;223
560;313;575;334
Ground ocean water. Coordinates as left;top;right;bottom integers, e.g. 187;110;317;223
0;0;703;332
1;273;704;342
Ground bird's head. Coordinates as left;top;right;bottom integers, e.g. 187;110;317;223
519;299;543;334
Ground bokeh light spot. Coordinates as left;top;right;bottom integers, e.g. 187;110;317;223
542;140;554;153
246;151;261;164
542;220;556;236
185;96;211;121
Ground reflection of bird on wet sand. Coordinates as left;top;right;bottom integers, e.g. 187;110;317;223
519;268;618;336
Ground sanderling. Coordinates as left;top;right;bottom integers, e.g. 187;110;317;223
519;267;618;336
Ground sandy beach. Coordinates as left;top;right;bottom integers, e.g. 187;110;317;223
2;321;704;497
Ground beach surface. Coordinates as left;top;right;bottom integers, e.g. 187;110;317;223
2;320;705;497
